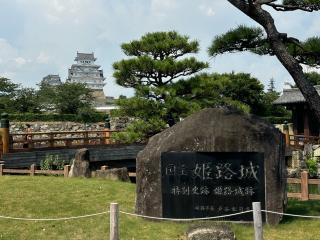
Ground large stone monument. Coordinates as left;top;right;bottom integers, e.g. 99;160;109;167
136;108;286;225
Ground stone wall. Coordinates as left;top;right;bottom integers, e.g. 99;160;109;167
9;117;130;133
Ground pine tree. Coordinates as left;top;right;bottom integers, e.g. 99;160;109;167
209;0;320;122
113;31;208;138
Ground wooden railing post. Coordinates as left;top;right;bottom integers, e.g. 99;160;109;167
283;122;290;147
64;165;71;178
0;164;4;176
49;132;54;148
84;131;89;145
301;170;309;201
0;113;10;154
65;139;72;147
30;164;35;176
104;115;111;145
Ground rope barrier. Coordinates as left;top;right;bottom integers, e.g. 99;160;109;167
262;210;320;219
1;209;320;222
0;211;108;221
119;210;253;222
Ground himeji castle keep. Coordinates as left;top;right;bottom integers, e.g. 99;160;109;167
41;52;108;108
66;52;106;107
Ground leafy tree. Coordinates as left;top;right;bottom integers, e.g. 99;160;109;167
0;77;18;112
114;71;269;142
221;72;265;114
262;78;290;118
209;0;320;123
37;83;58;112
305;72;320;85
11;88;41;113
0;77;18;96
54;82;94;114
173;72;265;113
113;31;208;141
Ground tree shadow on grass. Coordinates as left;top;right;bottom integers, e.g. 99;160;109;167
281;199;320;223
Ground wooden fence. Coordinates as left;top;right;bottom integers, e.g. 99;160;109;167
0;164;70;177
285;134;320;148
0;164;137;178
287;171;320;201
9;130;117;151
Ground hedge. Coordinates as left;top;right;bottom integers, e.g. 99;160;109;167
7;113;107;123
262;116;291;124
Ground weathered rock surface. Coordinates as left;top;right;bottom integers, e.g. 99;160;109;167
186;224;235;240
93;167;130;182
136;108;286;225
69;148;91;178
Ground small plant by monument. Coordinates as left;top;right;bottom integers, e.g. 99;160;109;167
40;154;68;171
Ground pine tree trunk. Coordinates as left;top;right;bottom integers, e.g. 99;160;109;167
228;0;320;124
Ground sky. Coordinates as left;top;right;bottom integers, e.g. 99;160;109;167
0;0;319;97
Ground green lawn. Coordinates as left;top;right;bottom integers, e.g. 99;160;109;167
0;176;319;240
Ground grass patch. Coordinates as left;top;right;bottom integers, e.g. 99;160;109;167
0;176;319;239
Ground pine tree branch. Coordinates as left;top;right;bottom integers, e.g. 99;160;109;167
255;0;277;5
266;2;320;11
227;0;320;123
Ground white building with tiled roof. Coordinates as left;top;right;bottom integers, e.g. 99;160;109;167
66;52;107;107
41;74;62;86
66;52;105;91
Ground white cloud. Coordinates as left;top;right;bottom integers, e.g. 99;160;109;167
45;14;61;24
36;52;50;64
151;0;177;16
0;38;17;57
206;8;215;17
14;57;27;66
0;72;16;80
199;4;215;17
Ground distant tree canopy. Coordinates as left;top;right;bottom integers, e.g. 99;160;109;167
38;82;95;114
210;0;320;123
172;72;265;114
0;77;96;116
0;77;18;112
11;88;40;113
305;72;320;86
0;77;18;96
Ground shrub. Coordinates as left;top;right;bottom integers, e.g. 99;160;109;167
262;116;291;124
306;158;318;178
40;154;69;170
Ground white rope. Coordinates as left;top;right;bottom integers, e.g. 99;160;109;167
0;211;108;221
119;210;253;222
2;209;319;222
262;210;320;219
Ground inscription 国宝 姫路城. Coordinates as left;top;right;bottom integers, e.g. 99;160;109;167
161;152;265;221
